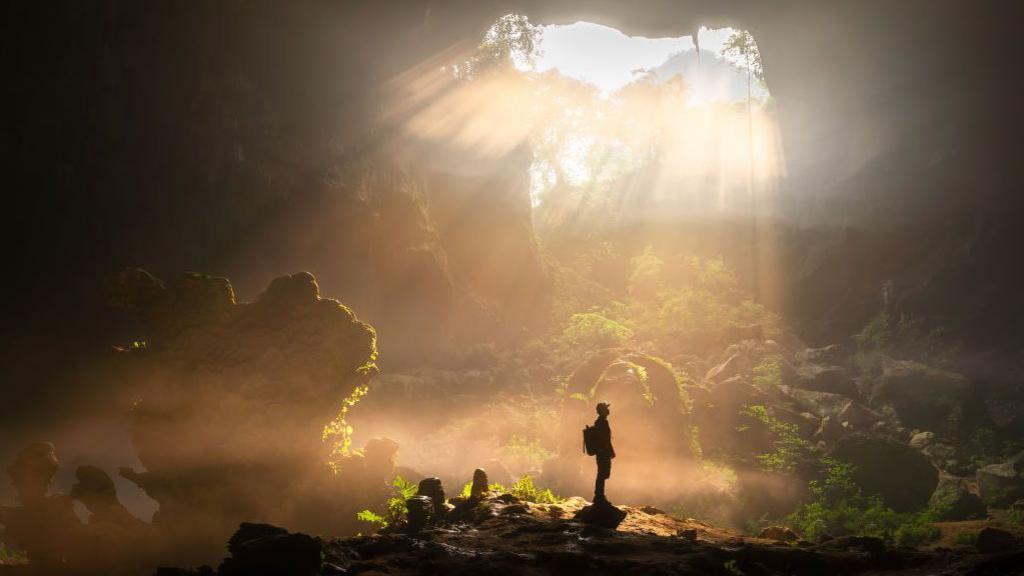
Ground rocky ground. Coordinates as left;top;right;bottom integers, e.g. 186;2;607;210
150;493;1024;576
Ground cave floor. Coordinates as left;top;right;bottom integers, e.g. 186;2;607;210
321;496;1024;576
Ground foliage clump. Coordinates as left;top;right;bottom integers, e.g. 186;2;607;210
745;405;941;546
559;310;634;349
508;475;563;504
742;405;817;474
355;476;418;532
854;311;956;368
552;246;779;361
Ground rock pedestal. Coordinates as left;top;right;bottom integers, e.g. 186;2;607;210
574;500;627;529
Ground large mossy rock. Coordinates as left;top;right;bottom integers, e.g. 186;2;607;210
831;435;938;512
929;477;987;521
976;452;1024;507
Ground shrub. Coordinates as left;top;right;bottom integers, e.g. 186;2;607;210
742;405;818;474
744;406;942;547
751;357;783;389
560;310;633;349
894;512;941;547
355;475;418;532
954;530;978;547
509;475;562;504
1009;508;1024;527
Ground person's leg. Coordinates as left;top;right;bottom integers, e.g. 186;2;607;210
595;456;610;503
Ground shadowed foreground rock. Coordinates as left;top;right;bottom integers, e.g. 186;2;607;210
574;500;628;529
106;269;380;565
157;493;1024;576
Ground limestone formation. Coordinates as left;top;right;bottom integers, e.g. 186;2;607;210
107;269;379;563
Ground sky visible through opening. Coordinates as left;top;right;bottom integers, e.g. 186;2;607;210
527;23;768;101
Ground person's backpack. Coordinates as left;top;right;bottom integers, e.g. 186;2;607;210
582;425;597;456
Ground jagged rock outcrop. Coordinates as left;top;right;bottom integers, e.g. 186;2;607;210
107;269;379;564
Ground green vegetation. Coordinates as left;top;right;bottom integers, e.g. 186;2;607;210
552;247;779;361
501;436;555;474
954;530;978;547
454;14;541;79
854;311;956;367
0;542;26;565
745;404;941;546
458;475;562;504
741;405;817;474
324;383;371;469
1009;507;1024;527
751;357;783;389
964;427;1023;471
355;475;418;532
559;310;633;348
508;475;562;504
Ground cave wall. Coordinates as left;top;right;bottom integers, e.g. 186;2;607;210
2;0;1023;433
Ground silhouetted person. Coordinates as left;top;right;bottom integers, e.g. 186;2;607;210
590;402;615;504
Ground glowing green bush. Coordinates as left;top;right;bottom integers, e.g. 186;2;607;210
510;475;562;504
560;310;633;349
355;475;419;532
742;405;817;474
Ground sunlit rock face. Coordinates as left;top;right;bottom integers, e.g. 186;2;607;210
106;268;377;562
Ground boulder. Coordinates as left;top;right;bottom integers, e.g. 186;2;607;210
975;527;1020;554
909;431;935;450
784;388;852;420
759;525;799;542
976;453;1024;507
405;496;434;533
830;435;938;512
920;442;962;473
796;344;847;366
220;523;321;576
867;358;971;434
574;500;627;529
705;353;747;384
928;477;986;521
791;365;858;398
836;401;882;429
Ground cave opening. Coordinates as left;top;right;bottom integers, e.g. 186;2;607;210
441;15;783;227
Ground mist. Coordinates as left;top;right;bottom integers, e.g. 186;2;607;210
2;1;1023;574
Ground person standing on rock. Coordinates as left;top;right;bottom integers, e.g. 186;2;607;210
585;402;616;505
